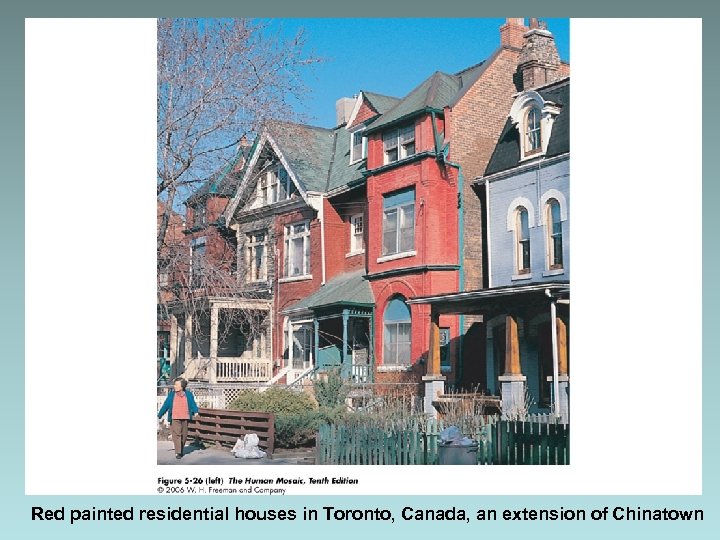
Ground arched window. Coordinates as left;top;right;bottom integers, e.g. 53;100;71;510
525;107;541;153
546;199;563;269
516;207;531;274
383;297;411;366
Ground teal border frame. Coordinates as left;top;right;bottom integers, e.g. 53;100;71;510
2;4;717;539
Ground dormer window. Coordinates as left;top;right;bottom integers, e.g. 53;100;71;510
509;91;561;161
525;107;542;154
383;124;415;164
350;129;366;163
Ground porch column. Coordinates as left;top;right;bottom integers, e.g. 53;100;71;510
504;314;521;375
427;309;441;377
498;314;526;417
555;315;569;422
423;306;446;417
209;305;218;384
314;319;320;368
341;309;350;378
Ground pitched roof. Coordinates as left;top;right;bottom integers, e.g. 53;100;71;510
484;78;570;177
281;270;374;314
362;91;401;116
267;121;336;193
326;125;365;192
366;71;462;132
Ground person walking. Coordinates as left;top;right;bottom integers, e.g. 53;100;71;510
157;377;199;459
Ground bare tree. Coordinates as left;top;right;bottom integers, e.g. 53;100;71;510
156;18;319;378
157;18;318;252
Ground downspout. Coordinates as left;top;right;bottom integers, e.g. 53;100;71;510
432;111;465;384
546;288;560;418
485;180;492;288
320;195;327;285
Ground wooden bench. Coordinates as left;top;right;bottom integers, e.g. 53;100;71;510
188;408;275;456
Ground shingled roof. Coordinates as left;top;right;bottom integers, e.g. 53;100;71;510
484;78;569;176
267;121;336;193
281;270;374;314
365;59;489;133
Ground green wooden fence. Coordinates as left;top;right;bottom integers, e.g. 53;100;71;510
317;416;568;465
495;420;569;465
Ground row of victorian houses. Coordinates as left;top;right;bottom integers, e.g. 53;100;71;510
157;18;570;419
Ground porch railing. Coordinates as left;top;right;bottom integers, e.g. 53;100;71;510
216;357;272;382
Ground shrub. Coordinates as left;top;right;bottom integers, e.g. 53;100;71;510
313;368;349;408
228;387;316;416
275;406;349;448
229;388;324;449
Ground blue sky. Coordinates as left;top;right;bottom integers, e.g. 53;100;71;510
265;18;569;128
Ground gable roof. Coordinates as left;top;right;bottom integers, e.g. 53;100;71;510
267;121;336;193
484;78;570;177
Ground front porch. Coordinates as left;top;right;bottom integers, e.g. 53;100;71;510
409;282;570;420
169;296;273;383
282;270;375;384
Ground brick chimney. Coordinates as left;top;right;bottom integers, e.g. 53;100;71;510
500;18;528;49
518;19;561;90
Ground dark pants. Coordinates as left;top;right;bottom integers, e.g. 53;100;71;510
170;419;189;454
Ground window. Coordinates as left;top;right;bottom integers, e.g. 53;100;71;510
190;237;206;287
509;91;561;162
284;221;311;277
516;207;530;274
525;107;542;154
440;327;451;371
350;130;366;163
246;231;267;282
382;188;415;256
350;214;364;253
384;297;412;366
259;164;297;205
383;123;415;164
546;199;563;269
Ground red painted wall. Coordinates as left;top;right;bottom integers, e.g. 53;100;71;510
365;113;461;373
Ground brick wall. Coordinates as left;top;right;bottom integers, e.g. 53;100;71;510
349;99;378;129
448;47;523;291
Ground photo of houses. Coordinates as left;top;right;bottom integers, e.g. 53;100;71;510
157;18;570;463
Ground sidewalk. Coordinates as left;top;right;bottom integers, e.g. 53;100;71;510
157;440;314;465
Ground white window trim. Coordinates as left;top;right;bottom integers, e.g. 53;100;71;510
278;274;313;284
509;91;562;162
246;231;267;283
283;220;311;278
515;207;531;275
544;198;564;271
382;199;415;257
257;163;296;206
377;250;416;264
539;189;568;222
349;213;365;255
506;197;535;231
349;128;367;164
